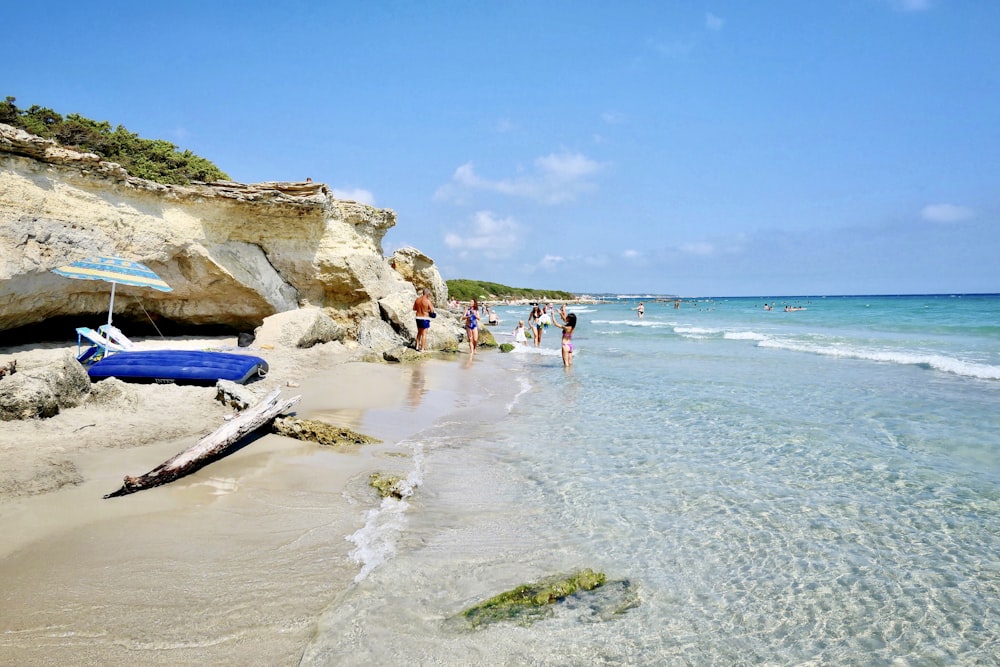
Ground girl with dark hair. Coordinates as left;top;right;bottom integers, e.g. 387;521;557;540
551;304;577;367
528;304;543;347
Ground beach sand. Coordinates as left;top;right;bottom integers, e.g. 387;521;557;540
0;337;473;665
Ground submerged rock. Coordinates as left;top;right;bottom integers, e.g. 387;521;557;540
458;568;609;629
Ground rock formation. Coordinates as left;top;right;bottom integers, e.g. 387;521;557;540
0;350;91;420
0;123;454;346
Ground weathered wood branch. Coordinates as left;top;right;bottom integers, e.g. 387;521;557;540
103;388;300;498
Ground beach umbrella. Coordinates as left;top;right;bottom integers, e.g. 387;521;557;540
52;256;172;327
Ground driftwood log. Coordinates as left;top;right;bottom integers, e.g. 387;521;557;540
103;388;300;499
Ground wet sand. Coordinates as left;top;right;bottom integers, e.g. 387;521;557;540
0;339;472;665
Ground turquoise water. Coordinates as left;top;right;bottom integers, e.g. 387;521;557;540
304;295;1000;665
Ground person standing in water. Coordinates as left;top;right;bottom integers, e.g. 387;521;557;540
528;304;543;347
550;304;577;367
636;302;645;319
463;299;480;355
412;288;435;352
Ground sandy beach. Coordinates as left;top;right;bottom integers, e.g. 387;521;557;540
0;336;474;665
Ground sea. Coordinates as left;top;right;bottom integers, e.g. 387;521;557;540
302;294;1000;666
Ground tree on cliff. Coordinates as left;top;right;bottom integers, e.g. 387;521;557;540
446;279;575;302
1;96;230;185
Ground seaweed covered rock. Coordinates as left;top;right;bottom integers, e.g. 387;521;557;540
477;326;498;349
459;569;607;628
369;472;408;499
498;343;515;353
272;416;381;446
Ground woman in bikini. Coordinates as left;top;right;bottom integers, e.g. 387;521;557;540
463;299;480;355
551;304;577;367
528;304;543;347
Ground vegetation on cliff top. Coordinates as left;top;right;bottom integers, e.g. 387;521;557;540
1;96;230;185
446;279;575;302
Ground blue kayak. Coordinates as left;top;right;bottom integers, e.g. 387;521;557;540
87;350;268;385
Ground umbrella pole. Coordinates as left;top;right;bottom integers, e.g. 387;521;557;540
108;281;117;328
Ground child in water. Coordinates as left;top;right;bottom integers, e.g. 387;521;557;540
550;305;577;367
512;320;528;345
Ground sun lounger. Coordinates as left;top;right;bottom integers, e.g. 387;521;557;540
75;327;129;363
97;324;136;349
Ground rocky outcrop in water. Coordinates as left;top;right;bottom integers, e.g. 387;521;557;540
0;123;452;344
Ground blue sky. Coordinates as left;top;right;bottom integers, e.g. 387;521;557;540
7;0;999;296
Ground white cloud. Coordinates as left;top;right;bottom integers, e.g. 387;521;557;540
622;249;641;259
601;111;626;125
921;203;975;224
706;13;725;31
679;241;717;256
435;152;602;205
539;254;565;271
443;210;522;259
331;187;375;205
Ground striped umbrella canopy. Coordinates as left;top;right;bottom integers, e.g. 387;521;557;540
52;256;172;327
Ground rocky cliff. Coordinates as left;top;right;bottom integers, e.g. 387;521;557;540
0;123;450;346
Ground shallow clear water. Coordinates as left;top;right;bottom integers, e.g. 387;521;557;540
305;295;1000;666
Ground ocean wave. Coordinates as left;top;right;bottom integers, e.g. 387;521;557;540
346;443;424;583
507;344;562;357
723;330;770;341
591;319;673;328
757;339;1000;380
674;326;723;338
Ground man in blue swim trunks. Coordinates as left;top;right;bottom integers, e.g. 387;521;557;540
413;288;436;352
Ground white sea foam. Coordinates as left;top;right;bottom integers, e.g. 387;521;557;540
675;326;723;338
508;344;562;357
506;375;533;412
345;443;424;583
758;339;1000;380
723;330;769;341
591;318;673;328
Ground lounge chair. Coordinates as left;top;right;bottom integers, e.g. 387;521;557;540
75;327;129;363
98;324;136;350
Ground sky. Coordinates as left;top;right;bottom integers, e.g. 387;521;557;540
6;0;999;296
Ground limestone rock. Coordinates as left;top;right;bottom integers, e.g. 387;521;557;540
253;307;344;349
272;416;381;446
215;379;260;411
0;351;91;420
368;472;409;499
390;246;448;305
356;316;408;357
0;123;444;341
382;346;425;363
87;377;140;410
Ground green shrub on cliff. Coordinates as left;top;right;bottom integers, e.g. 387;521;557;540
1;96;230;185
446;279;575;302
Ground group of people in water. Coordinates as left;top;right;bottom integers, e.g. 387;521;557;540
511;303;576;365
412;292;576;366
